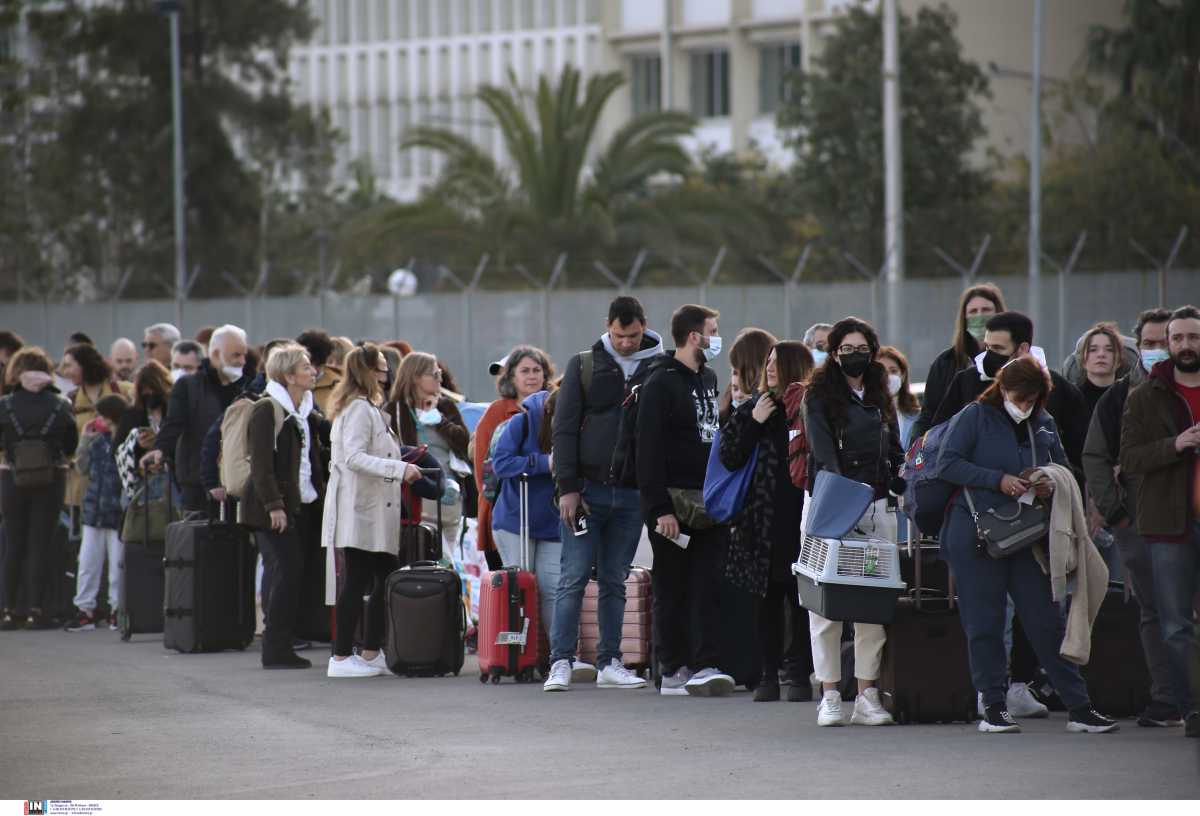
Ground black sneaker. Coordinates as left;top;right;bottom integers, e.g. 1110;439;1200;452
65;610;96;632
1185;713;1200;739
1137;701;1184;728
753;676;781;702
291;638;313;652
26;613;59;631
1067;706;1120;733
263;652;312;670
0;612;23;631
978;704;1021;733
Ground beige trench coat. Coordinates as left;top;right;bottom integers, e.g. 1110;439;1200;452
321;398;411;604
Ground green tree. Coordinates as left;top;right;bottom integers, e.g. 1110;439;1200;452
777;3;994;276
350;65;776;288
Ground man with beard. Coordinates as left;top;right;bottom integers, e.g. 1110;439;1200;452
1120;304;1200;739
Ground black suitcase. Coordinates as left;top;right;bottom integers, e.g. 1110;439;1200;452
163;507;255;653
878;536;976;724
384;561;465;676
119;474;174;640
1082;582;1151;717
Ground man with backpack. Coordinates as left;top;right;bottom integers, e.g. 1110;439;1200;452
637;304;735;697
544;296;665;692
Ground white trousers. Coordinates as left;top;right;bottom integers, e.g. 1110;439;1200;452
74;525;123;613
806;496;897;684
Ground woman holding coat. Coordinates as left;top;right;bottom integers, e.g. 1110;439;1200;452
321;344;442;679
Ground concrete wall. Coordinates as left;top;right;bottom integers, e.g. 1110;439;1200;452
1;269;1191;400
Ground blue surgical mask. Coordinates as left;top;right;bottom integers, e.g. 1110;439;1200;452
1140;348;1169;371
812;349;828;368
702;335;723;362
417;407;443;426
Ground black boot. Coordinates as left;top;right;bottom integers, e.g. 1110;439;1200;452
753;673;781;702
0;611;23;631
785;668;813;702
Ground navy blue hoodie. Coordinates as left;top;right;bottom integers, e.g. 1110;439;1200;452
491;390;560;542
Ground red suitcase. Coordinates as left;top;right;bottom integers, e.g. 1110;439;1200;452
477;475;541;684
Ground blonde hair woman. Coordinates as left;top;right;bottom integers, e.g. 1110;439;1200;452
322;345;442;678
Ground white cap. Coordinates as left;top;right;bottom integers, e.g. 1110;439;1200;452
488;356;508;376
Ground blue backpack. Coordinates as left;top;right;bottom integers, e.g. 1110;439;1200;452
900;421;958;536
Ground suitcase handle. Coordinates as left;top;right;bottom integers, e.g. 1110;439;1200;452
405;560;441;569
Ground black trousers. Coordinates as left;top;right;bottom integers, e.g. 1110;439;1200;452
649;524;728;675
1;471;65;614
255;502;320;663
334;547;399;658
759;580;813;678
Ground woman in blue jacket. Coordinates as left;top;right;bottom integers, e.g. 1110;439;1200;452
492;388;561;640
939;357;1117;734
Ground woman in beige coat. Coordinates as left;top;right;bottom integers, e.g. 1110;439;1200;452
321;344;442;678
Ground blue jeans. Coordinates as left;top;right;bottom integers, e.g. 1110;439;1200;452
549;480;643;668
1147;523;1200;715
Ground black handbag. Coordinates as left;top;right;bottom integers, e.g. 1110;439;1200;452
963;423;1050;559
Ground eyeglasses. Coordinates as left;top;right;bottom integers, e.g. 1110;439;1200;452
836;344;871;355
142;341;159;350
424;369;443;379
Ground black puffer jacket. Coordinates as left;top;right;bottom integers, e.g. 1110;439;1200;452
910;342;977;441
803;390;903;499
155;359;250;489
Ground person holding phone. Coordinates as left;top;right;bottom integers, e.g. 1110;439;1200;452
939;356;1117;734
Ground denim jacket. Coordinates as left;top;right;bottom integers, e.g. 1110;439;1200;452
81;433;123;530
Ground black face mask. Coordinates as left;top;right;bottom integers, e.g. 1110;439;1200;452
839;352;871;378
142;393;164;412
982;350;1011;379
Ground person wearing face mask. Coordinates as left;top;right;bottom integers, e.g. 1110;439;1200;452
911;284;1007;442
802;317;905;726
143;324;251;513
1082;308;1184;728
169;340;203;384
803;323;833;371
1120;304;1200;739
878;346;920;450
239;344;329;670
718;328;777;424
938;357;1119;734
930;312;1090;477
386;352;470;554
114;360;173;470
721;341;816;702
636;304;735;696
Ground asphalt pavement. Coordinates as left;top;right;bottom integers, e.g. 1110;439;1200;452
1;627;1197;800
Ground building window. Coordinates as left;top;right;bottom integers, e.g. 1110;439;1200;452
689;49;730;118
759;41;801;114
630;54;661;116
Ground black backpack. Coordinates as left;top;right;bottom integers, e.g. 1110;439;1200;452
2;398;68;489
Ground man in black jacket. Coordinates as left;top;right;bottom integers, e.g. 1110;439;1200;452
636;304;735;698
1082;307;1181;727
141;324;250;512
544;296;665;693
930;311;1090;473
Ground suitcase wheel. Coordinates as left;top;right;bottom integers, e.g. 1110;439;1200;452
490;674;502;685
516;668;535;684
479;673;488;684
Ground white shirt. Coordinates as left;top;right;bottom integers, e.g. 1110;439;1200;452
265;381;318;504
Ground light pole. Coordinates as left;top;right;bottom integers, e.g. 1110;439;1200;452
882;0;904;344
1028;0;1043;332
156;0;187;329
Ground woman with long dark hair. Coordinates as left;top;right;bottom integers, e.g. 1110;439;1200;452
721;341;814;702
802;317;904;726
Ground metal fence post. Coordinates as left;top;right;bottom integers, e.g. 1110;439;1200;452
1131;227;1188;308
1042;231;1087;365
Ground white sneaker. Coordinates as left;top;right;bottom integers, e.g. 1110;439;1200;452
850;687;895;726
660;666;693;696
817;690;845;726
570;659;597;683
362;650;390;675
327;655;382;678
1007;682;1050;718
543;659;571;692
684;667;735;697
597;659;647;689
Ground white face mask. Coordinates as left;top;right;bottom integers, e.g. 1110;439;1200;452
702;335;722;362
1003;399;1034;423
811;349;828;368
220;365;244;382
417;407;443;426
170;367;188;383
887;373;903;397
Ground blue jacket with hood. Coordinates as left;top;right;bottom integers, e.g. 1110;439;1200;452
492;390;560;542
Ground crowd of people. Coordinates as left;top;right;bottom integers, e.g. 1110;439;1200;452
0;283;1197;739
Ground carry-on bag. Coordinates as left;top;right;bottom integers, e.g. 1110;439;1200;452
383;560;466;676
119;470;173;640
163;503;255;653
578;566;652;675
476;474;541;683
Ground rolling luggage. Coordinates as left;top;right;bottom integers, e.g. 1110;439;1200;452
877;531;976;724
477;474;541;684
119;472;173;640
400;483;442;567
163;504;256;653
384;560;466;676
578;566;652;675
1082;582;1151;717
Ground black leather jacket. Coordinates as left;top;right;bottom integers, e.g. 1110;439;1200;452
803;390;903;498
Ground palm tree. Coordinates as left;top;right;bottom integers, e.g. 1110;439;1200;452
342;64;775;287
